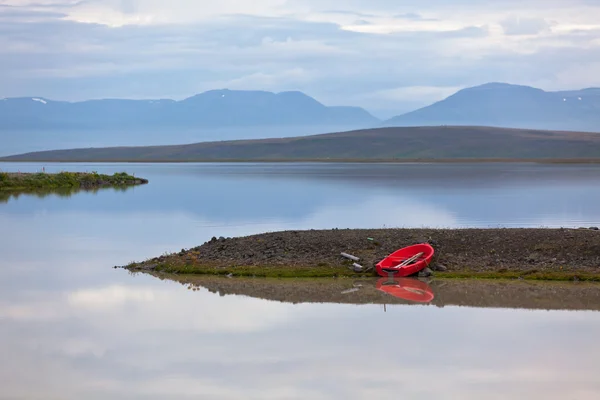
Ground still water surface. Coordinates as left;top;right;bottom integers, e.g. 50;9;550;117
1;162;599;399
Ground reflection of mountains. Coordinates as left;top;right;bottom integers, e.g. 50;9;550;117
156;274;600;311
0;186;134;204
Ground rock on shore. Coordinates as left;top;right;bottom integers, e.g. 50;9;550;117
124;228;600;279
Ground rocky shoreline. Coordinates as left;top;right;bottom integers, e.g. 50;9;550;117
123;228;600;281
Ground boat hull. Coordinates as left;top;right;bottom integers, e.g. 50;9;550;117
375;243;435;277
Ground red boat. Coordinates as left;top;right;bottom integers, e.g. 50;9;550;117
376;277;435;303
375;243;435;277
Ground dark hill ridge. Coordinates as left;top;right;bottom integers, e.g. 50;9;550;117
385;83;600;132
0;89;378;130
2;126;600;162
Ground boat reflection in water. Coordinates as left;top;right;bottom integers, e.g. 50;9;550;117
147;273;600;311
376;277;435;303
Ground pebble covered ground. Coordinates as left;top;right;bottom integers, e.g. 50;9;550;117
125;227;600;277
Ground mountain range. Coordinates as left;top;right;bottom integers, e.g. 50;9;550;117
0;89;378;130
385;83;600;132
1;82;599;136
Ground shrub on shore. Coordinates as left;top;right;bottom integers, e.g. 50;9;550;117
0;171;147;191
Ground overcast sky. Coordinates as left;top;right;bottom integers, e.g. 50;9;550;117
2;0;600;117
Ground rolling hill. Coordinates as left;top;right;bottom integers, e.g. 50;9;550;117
385;83;600;132
2;126;600;162
0;89;378;130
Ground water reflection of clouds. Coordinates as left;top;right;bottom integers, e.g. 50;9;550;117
3;162;600;229
68;284;294;334
0;194;458;289
68;285;156;309
0;194;457;248
300;196;457;228
1;284;599;399
2;162;600;399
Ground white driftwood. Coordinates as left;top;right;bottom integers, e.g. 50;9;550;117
341;252;360;262
352;263;364;272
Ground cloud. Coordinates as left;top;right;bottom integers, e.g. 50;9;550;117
212;68;313;91
320;9;377;18
501;16;551;35
366;85;465;102
394;12;428;20
1;0;600;116
341;22;490;36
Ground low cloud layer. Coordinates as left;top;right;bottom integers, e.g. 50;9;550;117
2;0;600;117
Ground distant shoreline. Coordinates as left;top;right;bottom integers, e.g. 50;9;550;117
3;158;600;164
2;126;600;163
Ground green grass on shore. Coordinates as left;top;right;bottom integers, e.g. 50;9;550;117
435;270;600;282
150;263;354;278
0;171;147;191
129;263;600;282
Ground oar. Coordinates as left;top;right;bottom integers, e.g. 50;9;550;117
383;252;425;278
397;253;422;267
394;252;424;268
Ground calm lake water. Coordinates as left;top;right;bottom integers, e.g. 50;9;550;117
1;162;600;399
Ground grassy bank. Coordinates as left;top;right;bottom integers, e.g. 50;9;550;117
136;263;600;282
434;270;600;282
0;171;148;191
147;263;351;278
123;228;600;282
